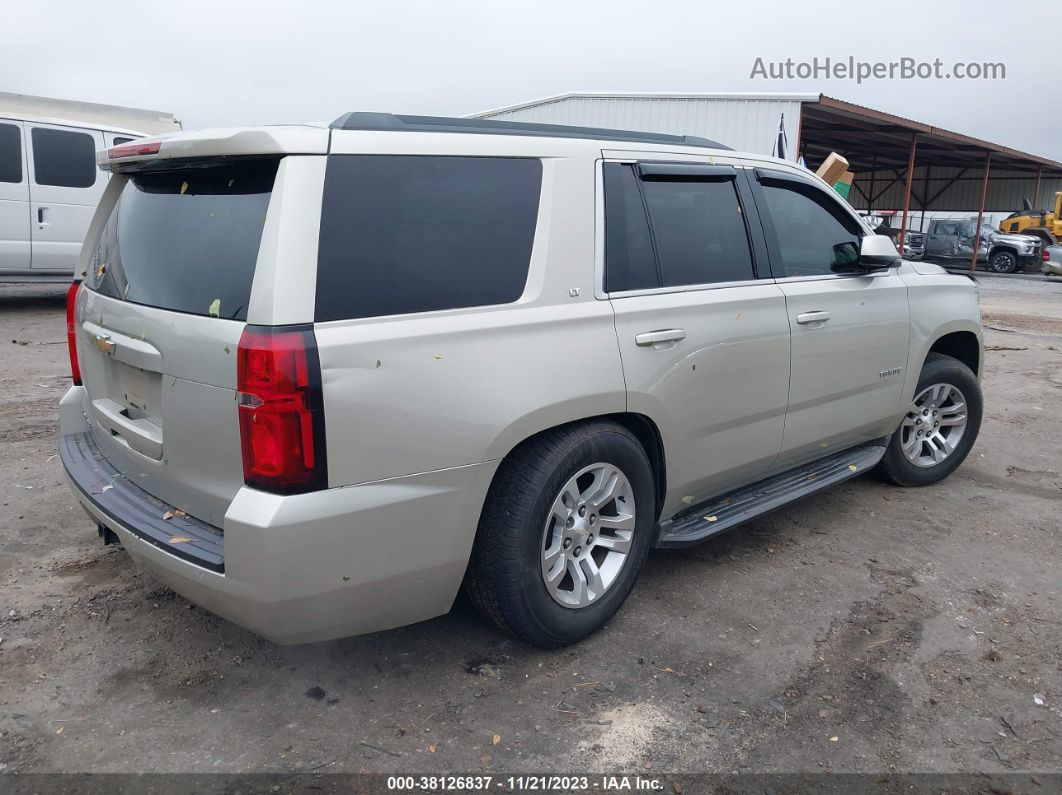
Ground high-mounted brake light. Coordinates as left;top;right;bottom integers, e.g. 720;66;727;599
108;141;161;159
66;281;82;385
236;325;328;494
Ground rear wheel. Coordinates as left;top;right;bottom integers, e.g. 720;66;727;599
465;421;655;647
876;354;982;487
989;250;1018;273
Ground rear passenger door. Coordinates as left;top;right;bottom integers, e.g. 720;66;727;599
0;119;31;270
747;167;909;472
603;158;791;512
26;123;106;272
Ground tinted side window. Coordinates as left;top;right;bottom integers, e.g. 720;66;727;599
760;181;862;277
112;136;135;146
316;156;541;322
603;163;658;292
640;178;755;287
31;127;97;188
0;123;22;183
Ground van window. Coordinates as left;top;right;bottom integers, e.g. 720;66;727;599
315;155;541;322
0;123;21;183
112;136;135;146
641;178;755;287
87;159;278;320
31;127;97;188
759;180;862;277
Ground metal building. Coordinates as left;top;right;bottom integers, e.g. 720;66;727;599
0;92;182;135
474;92;810;158
474;92;1062;261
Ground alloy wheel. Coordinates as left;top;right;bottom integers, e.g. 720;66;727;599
900;383;969;468
990;253;1015;273
540;463;635;608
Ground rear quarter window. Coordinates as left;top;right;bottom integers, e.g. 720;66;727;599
87;158;278;320
315;155;541;322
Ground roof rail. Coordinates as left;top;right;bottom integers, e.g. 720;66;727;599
329;112;732;150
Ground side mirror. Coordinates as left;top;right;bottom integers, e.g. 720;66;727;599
830;240;861;272
850;234;901;271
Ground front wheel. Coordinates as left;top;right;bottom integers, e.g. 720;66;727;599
876;353;983;487
465;421;656;647
989;251;1018;273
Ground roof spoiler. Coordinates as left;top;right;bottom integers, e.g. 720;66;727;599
329;112;732;150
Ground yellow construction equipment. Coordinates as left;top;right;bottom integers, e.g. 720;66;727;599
998;191;1062;246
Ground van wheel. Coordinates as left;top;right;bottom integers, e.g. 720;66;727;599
989;251;1018;273
875;353;982;487
465;421;655;647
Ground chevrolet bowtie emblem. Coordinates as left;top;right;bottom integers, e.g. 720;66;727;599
94;334;115;355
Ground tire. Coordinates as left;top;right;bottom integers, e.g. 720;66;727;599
875;353;983;487
989;250;1018;274
465;421;656;647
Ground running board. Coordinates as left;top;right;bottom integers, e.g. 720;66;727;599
656;441;888;548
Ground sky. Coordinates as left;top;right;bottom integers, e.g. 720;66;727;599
5;0;1060;160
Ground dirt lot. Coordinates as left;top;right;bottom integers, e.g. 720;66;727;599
1;274;1059;777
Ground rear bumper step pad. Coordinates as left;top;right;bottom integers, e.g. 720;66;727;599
657;440;888;548
59;432;225;572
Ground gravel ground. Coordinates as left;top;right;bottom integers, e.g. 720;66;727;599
0;276;1059;778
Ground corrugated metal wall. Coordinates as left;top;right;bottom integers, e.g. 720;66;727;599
476;95;804;158
851;166;1062;213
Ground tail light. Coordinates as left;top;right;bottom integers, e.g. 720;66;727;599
236;325;327;494
1044;250;1051;262
66;281;82;385
108;141;161;159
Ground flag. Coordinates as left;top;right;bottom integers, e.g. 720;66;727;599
771;114;788;160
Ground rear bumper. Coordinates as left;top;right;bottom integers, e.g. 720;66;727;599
1041;260;1062;275
61;432;225;571
59;389;497;644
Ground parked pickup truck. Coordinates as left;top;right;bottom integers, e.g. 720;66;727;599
902;231;926;260
922;218;1040;273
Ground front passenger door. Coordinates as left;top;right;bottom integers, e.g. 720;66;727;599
748;168;909;473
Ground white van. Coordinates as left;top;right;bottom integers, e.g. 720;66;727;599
0;93;181;282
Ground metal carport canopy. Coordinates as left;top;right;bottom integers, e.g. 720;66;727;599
798;95;1062;269
800;94;1062;173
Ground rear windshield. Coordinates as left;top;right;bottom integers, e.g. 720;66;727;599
87;159;278;320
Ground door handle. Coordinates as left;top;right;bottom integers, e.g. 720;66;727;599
635;329;686;347
37;207;49;228
795;311;831;326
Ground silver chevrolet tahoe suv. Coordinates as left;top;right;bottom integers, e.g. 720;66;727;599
60;114;984;647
